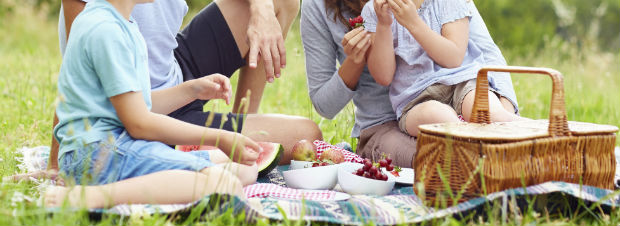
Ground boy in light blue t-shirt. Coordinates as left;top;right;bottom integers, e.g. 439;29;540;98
47;0;261;208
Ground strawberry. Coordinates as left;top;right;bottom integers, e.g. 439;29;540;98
390;166;402;177
348;16;364;29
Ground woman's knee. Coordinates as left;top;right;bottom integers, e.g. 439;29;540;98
414;100;457;120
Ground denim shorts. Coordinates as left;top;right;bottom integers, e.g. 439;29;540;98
59;129;214;185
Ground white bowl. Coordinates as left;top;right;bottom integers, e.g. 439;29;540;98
283;164;339;190
290;160;313;170
337;163;395;196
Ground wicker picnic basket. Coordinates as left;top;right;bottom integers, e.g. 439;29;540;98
413;66;619;205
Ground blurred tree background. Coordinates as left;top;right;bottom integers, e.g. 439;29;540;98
1;0;618;54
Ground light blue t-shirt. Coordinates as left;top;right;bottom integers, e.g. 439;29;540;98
362;0;501;118
54;0;152;158
59;0;188;90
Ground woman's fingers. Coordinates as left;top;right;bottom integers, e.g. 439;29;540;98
342;27;364;46
344;29;368;55
348;30;367;46
352;34;372;62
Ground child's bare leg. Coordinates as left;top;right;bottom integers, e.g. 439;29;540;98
461;91;527;122
208;149;258;186
45;168;244;209
404;100;460;137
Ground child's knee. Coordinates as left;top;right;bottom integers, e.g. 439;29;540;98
417;100;457;117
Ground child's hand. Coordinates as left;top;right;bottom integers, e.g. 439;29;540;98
374;0;393;26
220;132;261;166
190;74;233;105
386;0;420;28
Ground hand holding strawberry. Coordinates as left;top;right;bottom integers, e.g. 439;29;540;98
341;27;372;64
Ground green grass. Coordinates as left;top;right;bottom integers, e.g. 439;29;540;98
1;5;619;226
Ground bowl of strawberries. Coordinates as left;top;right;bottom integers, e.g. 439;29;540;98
337;157;396;196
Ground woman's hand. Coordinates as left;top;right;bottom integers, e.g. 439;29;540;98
374;0;393;26
189;74;233;105
219;131;261;166
386;0;420;27
342;27;372;64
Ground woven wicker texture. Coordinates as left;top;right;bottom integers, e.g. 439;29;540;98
414;66;618;205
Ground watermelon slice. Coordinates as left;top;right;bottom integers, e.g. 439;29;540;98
175;145;219;152
176;142;283;177
257;142;283;177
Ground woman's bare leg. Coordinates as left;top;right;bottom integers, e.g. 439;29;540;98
45;168;243;209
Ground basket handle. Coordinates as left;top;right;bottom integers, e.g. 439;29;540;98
471;66;570;137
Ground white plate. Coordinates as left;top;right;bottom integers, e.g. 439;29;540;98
383;167;415;185
333;191;352;201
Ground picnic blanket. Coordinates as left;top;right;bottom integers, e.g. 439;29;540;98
12;145;620;225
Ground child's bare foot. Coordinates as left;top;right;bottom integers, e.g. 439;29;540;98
44;186;105;208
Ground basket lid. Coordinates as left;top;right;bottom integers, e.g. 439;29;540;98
418;120;618;141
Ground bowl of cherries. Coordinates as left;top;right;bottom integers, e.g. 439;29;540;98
283;160;339;190
337;157;396;196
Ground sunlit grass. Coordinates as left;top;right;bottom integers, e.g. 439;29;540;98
1;5;619;226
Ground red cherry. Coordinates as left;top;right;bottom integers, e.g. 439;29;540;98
379;159;387;168
382;174;388;181
363;172;372;178
312;163;319;167
386;164;394;171
374;169;382;178
356;168;364;176
321;162;329;166
363;161;372;171
385;157;392;165
369;166;378;175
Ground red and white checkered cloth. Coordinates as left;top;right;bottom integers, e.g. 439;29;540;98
313;140;364;163
244;183;336;201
